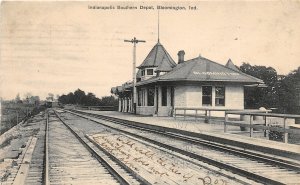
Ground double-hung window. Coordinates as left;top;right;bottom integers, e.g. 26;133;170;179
202;86;212;106
215;86;225;106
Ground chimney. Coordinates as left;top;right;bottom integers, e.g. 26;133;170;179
177;50;185;64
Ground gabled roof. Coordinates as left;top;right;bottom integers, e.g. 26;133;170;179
158;56;263;83
136;56;264;86
137;42;176;71
225;59;240;72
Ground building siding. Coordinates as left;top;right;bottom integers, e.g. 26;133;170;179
174;86;187;107
136;106;155;115
225;85;244;109
173;84;244;117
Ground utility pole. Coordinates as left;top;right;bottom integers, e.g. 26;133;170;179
124;37;145;114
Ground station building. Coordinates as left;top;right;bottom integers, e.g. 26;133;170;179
111;42;264;117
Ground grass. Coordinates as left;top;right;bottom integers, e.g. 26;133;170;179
1;102;46;135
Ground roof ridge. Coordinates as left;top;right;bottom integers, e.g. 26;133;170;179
138;42;176;69
160;44;176;66
138;45;156;68
153;43;159;66
158;60;191;79
168;61;188;73
184;60;198;79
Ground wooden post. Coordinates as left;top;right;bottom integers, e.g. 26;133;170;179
184;109;186;120
264;115;267;137
195;109;197;121
283;117;288;143
204;110;208;123
208;110;211;123
250;115;253;137
224;113;228;133
174;108;176;119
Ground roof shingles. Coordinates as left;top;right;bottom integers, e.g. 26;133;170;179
158;56;263;83
137;42;176;71
136;56;263;87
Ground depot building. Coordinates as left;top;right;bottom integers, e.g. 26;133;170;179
111;41;264;117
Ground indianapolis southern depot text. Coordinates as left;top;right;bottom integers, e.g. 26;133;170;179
88;5;197;11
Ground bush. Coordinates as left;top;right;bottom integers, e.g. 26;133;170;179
269;125;283;142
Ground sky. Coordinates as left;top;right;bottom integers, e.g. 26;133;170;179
1;1;300;100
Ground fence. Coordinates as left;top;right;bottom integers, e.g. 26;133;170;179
173;107;263;123
224;111;300;143
75;106;117;111
0;104;36;134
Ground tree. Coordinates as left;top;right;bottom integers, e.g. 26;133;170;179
99;96;118;106
15;93;21;103
240;63;279;109
74;89;86;104
278;68;300;114
57;89;117;107
84;92;99;106
46;93;54;101
23;92;33;103
30;96;40;106
58;94;70;104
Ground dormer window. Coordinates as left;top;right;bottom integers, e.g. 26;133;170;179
147;69;153;75
139;68;157;81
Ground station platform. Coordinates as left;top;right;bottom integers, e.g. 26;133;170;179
77;110;300;160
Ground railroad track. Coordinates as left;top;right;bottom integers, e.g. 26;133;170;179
24;115;46;185
67;109;300;185
41;110;149;185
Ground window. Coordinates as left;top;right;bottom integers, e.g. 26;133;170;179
147;69;153;75
202;86;212;106
215;86;225;106
162;86;167;106
141;70;145;76
142;89;146;106
138;89;142;106
147;88;155;106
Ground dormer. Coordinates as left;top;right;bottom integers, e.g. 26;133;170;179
139;67;156;80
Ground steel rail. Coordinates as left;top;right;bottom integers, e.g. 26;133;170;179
72;110;300;166
68;109;300;185
43;111;50;185
53;110;150;185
